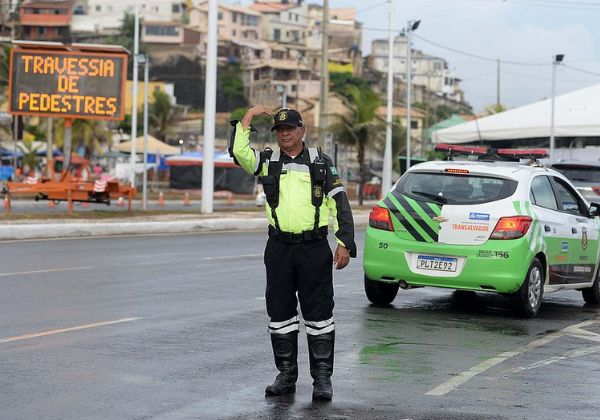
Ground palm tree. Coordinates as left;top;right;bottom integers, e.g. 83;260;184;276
148;90;183;141
329;85;384;205
54;119;112;158
17;135;42;174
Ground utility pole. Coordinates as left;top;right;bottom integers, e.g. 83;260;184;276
496;58;501;108
550;54;564;162
46;117;53;178
382;0;394;195
405;19;420;170
129;4;140;186
201;0;218;213
141;55;149;210
319;0;329;145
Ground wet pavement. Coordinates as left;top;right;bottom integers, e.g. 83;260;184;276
1;230;599;419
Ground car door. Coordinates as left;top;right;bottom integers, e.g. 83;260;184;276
550;176;599;285
530;175;571;285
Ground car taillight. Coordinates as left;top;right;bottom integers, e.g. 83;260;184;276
369;205;393;231
490;216;532;240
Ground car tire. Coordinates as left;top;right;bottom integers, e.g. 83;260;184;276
364;275;399;305
511;258;544;318
582;268;600;304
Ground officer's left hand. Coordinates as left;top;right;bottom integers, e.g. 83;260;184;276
334;245;350;270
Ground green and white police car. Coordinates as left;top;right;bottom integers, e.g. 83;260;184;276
363;145;600;317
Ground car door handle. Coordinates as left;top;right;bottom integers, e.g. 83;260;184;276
572;227;578;234
544;225;551;232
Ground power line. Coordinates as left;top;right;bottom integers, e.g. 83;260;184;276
507;0;600;10
411;33;549;66
563;63;600;77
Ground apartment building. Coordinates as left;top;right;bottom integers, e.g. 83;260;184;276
190;2;261;44
368;35;462;103
19;0;73;41
306;4;362;75
250;0;309;45
71;0;186;36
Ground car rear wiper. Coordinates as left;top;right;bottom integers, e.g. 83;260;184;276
411;190;448;204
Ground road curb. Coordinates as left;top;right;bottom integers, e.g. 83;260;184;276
0;215;369;240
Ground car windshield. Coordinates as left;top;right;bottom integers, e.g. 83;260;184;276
396;172;518;205
550;164;600;183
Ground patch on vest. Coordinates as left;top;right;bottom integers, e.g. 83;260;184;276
314;185;323;198
329;166;338;175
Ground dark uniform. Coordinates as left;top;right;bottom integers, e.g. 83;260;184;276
231;108;356;400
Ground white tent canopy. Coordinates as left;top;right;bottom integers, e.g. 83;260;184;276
432;84;600;144
114;136;180;155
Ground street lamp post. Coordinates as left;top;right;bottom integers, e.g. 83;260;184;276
382;0;394;195
405;19;420;170
276;84;287;108
138;54;149;210
130;4;140;186
550;54;564;162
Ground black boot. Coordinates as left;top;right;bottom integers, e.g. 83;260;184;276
265;332;298;396
307;331;334;401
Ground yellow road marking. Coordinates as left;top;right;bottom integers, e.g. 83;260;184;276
0;317;141;344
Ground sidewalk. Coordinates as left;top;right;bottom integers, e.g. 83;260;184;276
0;210;371;241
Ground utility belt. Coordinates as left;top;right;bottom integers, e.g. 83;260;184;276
268;225;328;243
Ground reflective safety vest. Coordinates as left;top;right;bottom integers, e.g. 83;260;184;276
260;147;327;237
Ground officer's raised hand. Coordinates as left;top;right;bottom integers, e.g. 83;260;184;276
241;105;274;129
334;245;350;270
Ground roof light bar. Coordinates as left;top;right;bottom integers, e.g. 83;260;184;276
435;144;489;155
496;149;548;159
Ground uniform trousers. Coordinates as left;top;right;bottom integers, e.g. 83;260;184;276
264;235;334;329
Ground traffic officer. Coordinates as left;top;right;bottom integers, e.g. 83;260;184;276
230;105;356;401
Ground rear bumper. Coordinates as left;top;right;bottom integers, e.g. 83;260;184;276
363;227;534;293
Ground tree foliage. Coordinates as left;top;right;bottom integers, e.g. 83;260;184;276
330;73;370;101
148;90;183;141
328;85;383;205
54;119;112;158
17;136;42;172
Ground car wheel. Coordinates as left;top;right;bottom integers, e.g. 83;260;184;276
364;275;399;305
582;268;600;304
511;258;544;318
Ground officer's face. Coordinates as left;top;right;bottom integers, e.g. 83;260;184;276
275;125;305;155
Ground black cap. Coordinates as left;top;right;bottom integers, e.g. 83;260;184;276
271;108;303;131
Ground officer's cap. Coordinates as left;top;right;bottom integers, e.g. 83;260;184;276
271;108;303;131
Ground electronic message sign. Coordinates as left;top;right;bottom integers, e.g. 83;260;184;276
8;49;128;121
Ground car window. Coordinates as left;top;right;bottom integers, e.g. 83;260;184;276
530;176;558;210
550;164;600;183
397;172;517;205
552;177;586;216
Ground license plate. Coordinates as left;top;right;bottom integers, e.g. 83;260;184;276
417;255;457;272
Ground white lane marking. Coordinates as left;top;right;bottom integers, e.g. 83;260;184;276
0;266;93;278
0;317;141;344
503;345;600;375
202;253;262;260
426;316;600;396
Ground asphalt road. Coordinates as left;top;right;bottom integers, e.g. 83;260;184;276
1;230;599;419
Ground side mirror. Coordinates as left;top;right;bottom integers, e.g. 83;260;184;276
589;202;600;217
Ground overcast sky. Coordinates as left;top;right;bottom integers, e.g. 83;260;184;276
225;0;600;113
